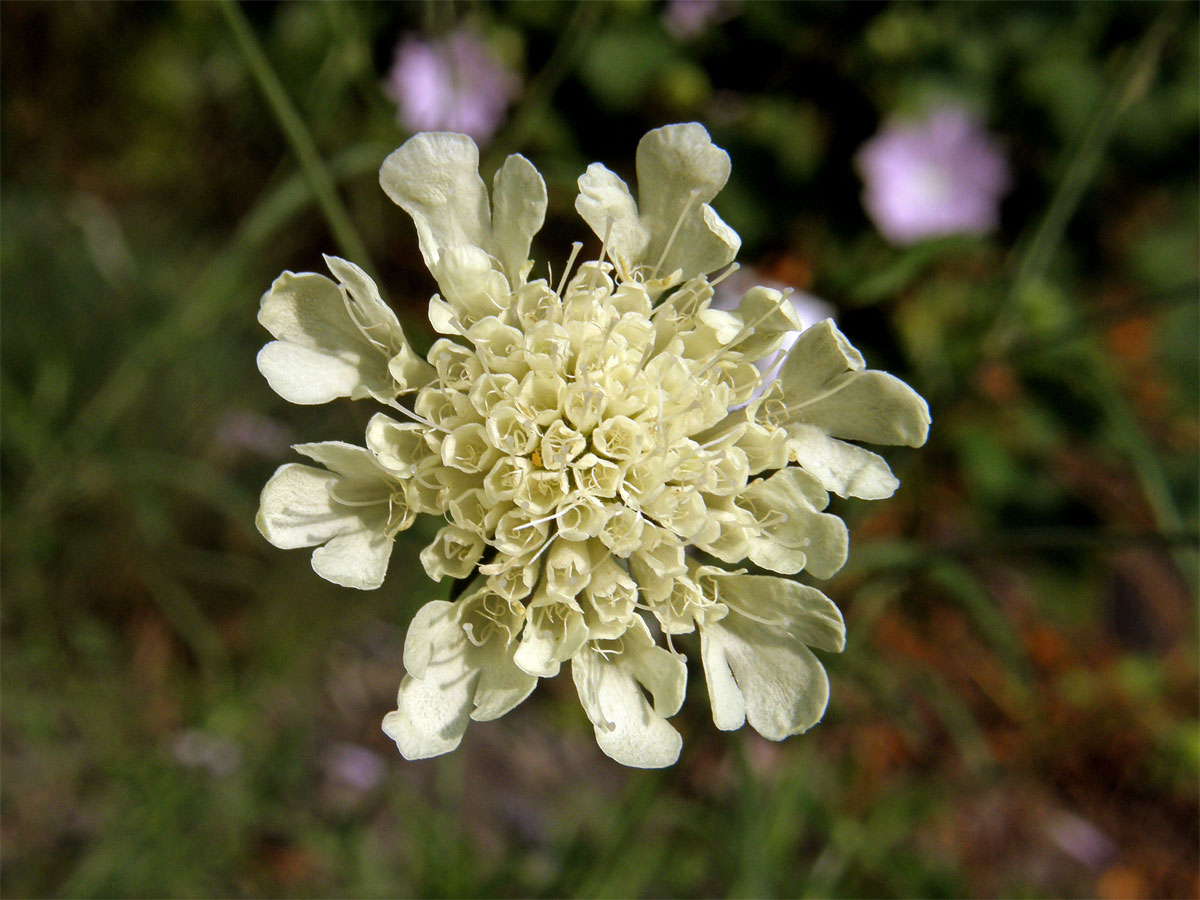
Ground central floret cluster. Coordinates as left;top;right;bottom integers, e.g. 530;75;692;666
255;124;930;767
404;259;844;609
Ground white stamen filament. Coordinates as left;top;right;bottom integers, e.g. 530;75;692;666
385;399;451;434
653;188;701;276
556;242;584;298
783;374;855;416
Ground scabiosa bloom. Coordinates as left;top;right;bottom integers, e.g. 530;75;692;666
256;124;930;768
385;30;519;143
856;106;1010;246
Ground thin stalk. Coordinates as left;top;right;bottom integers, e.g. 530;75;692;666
984;3;1194;587
75;144;385;445
485;1;604;167
991;2;1185;354
216;0;375;275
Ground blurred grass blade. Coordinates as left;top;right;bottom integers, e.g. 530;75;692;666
216;0;375;276
139;557;229;675
486;0;603;166
996;2;1185;350
75;144;386;445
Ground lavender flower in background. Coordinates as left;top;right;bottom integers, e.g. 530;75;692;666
663;0;736;39
856;106;1010;246
321;742;386;793
384;30;519;143
212;410;294;462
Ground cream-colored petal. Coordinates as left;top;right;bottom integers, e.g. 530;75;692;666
469;639;538;722
324;255;436;394
255;463;351;550
256;341;373;405
617;616;688;717
660;203;740;285
386;597;536;757
401;598;453;681
513;604;588;678
292;441;383;480
571;620;685;768
387;344;437;395
311;527;392;590
740;467;848;579
777;319;866;396
787;424;900;500
379;132;491;269
384;602;474;759
635;123;740;279
257;270;360;349
490;153;547;288
777;319;930;448
575;163;650;276
419;525;486;581
732;286;804;359
696;570;846;654
256;457;393;590
429;246;511;328
700;612;831;741
366;413;437;476
322;255;403;333
383;674;466;760
791;370;931;448
257;269;397;403
636;123;731;226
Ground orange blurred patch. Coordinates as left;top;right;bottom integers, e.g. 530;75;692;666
975;361;1021;404
1104;316;1153;364
1022;622;1072;674
1097;863;1147;900
761;254;813;291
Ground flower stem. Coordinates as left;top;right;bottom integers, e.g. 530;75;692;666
216;0;376;277
992;2;1184;354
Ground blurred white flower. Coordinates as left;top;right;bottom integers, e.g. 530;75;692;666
856;106;1010;245
256;124;930;768
385;30;519;143
170;730;240;777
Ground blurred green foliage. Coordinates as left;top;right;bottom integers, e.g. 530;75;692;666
2;1;1197;898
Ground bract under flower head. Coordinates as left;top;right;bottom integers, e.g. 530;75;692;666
256;123;930;768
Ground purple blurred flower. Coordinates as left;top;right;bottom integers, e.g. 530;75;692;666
385;30;519;144
321;742;385;793
212;410;293;461
1045;811;1116;870
856;106;1010;245
663;0;736;39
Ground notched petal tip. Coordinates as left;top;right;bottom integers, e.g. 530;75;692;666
380;132;491;269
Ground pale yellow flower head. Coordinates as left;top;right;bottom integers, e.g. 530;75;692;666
256;124;930;767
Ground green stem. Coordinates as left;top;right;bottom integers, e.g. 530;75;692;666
75;144;385;445
216;0;375;275
991;2;1184;355
983;3;1194;587
485;1;604;167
